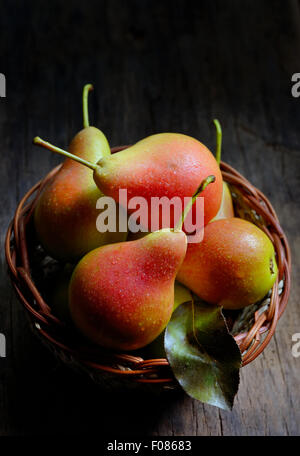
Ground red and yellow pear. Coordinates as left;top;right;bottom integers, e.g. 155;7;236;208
177;217;278;309
33;132;223;233
34;84;127;262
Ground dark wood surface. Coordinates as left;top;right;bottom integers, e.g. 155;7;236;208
0;0;299;436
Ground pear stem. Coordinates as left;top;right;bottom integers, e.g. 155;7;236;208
82;84;94;129
33;137;97;171
174;175;216;231
213;119;222;166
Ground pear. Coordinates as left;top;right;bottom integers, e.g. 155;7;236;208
34;84;127;261
34;132;223;232
210;120;234;222
177;217;278;310
69;229;187;350
126;121;232;235
68;177;215;351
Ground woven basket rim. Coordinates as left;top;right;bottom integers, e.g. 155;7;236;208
4;145;292;385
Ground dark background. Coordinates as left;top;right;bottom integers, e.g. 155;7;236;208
0;0;300;436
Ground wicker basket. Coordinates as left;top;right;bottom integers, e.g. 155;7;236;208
5;146;291;390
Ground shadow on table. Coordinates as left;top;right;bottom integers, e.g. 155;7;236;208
4;327;183;436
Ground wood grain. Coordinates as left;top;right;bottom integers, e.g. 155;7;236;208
0;0;299;436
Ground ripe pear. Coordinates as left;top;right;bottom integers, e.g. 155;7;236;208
34;84;127;261
177;218;278;309
210;120;234;222
34;133;223;232
69;229;187;350
69;177;215;351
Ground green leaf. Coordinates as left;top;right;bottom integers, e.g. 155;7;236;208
164;300;242;410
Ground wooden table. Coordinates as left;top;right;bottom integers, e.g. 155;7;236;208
0;0;299;436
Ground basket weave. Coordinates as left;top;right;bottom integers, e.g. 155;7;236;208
5;146;291;389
